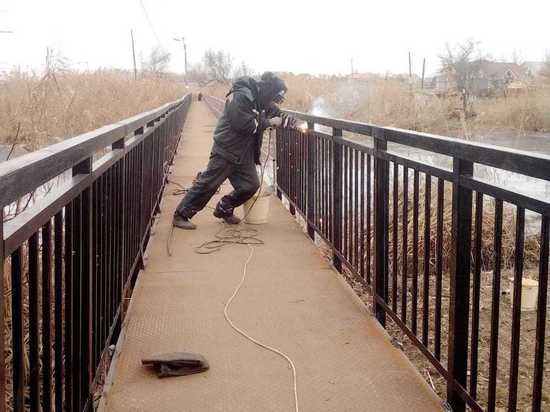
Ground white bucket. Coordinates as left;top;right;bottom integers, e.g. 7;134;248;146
509;277;539;312
243;194;270;224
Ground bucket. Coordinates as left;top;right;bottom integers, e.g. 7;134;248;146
243;190;271;225
509;277;539;312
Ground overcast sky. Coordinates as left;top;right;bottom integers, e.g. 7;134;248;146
1;0;548;76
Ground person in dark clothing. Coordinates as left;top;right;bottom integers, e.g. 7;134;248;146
173;72;295;230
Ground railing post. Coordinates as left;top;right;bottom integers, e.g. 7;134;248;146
332;128;343;273
72;157;93;409
0;209;4;412
113;137;127;320
306;121;315;240
373;128;388;326
288;129;296;216
135;126;146;270
447;157;473;412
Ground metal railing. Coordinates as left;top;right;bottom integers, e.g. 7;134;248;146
202;93;550;411
203;94;224;118
275;109;549;412
0;94;191;411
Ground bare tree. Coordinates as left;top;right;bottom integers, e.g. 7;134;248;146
439;40;483;117
541;51;550;82
186;63;210;85
202;49;233;83
232;61;253;79
142;46;171;76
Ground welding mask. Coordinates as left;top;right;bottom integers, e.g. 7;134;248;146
258;72;287;107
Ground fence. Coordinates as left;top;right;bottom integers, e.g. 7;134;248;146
275;112;549;411
0;94;191;411
203;93;550;411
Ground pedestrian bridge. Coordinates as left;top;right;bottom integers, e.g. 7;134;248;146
1;93;549;412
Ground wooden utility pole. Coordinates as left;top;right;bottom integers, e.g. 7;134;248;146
421;58;426;89
173;36;188;75
130;30;137;80
408;52;413;93
183;38;188;75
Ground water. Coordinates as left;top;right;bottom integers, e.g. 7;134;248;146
362;131;550;204
387;131;550;234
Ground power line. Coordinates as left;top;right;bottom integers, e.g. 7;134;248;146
138;0;161;46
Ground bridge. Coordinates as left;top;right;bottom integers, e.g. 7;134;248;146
0;92;549;412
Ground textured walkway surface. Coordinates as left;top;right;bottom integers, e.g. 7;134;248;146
100;101;443;412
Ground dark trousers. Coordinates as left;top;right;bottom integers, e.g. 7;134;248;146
175;152;260;219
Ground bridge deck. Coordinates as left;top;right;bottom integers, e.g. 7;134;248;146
100;102;442;411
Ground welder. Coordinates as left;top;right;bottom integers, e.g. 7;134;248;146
173;72;296;230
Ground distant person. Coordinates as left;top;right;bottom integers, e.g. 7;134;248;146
197;91;202;101
173;72;295;230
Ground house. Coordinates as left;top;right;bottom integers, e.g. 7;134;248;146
434;59;531;97
473;59;529;96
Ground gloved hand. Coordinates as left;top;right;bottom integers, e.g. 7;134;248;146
281;113;297;128
268;117;283;127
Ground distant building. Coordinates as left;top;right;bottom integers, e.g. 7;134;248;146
424;73;454;96
470;59;528;96
432;59;542;97
347;72;373;82
522;61;547;78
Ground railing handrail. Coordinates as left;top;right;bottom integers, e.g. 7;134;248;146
203;94;550;182
284;110;550;181
0;96;188;207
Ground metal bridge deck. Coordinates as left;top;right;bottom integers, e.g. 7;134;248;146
100;101;443;412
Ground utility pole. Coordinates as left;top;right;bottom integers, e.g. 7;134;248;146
173;36;188;75
350;58;354;75
421;58;426;89
130;30;137;80
408;51;413;93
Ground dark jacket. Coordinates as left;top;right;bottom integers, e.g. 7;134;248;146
211;77;281;165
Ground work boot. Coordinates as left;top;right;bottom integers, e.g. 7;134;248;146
213;209;241;225
173;214;196;230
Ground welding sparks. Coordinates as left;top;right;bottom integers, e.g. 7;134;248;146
298;122;308;133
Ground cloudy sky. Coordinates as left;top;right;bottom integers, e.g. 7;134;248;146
1;0;548;76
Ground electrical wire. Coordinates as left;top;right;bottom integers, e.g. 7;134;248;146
138;0;162;46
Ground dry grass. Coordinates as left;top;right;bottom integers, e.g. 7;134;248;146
474;87;550;133
0;69;188;152
1;68;188;410
202;74;550;137
390;182;542;275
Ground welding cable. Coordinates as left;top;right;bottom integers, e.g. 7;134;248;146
223;244;300;412
191;130;273;255
167;129;273;257
166;128;300;410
